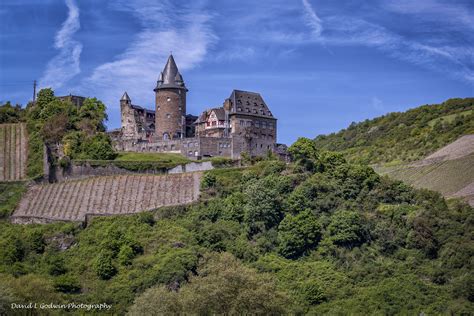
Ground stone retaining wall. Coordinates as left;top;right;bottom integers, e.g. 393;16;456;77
11;173;202;223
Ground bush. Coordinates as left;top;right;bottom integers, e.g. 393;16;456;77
0;237;24;265
53;275;81;293
94;250;117;280
118;245;135;266
301;281;326;305
201;173;217;189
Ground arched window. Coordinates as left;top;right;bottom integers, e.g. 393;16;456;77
163;133;170;140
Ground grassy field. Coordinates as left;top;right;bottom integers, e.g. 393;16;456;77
115;152;191;164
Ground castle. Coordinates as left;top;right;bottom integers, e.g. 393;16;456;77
113;54;286;159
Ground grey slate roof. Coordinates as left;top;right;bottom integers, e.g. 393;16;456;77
121;92;131;101
155;55;187;91
228;90;275;119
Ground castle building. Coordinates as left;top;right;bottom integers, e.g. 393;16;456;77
114;54;284;159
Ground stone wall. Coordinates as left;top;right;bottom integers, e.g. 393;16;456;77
0;123;28;181
51;160;214;182
12;173;202;223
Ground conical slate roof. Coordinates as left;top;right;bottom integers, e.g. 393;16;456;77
155;54;187;91
121;91;131;101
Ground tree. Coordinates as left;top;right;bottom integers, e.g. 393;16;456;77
244;178;283;235
76;98;107;134
288;137;319;161
327;210;367;248
278;210;322;258
79;133;117;160
288;137;320;171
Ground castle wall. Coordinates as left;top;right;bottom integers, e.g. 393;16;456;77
0;123;28;181
50;160;214;182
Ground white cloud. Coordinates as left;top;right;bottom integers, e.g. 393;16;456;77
39;0;82;89
384;0;474;30
302;0;322;38
78;0;216;111
298;1;474;84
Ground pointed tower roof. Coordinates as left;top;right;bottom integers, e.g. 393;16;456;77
154;54;187;91
121;91;131;101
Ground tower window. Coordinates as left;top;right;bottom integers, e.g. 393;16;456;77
166;113;171;118
167;97;171;102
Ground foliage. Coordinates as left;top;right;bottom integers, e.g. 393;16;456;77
327;210;367;248
0;182;26;218
22;88;116;177
0;141;472;314
0;102;24;123
128;253;289;315
278;210;322;258
314;97;474;164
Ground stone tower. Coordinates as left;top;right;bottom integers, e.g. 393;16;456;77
120;92;138;139
154;54;188;140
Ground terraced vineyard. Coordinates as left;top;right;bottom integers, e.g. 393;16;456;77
0;123;28;181
375;153;474;206
11;173;201;223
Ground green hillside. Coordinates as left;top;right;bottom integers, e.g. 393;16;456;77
314;98;474;164
0;143;472;314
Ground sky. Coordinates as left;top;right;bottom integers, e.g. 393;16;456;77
0;0;473;145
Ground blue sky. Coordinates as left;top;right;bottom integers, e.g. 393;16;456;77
0;0;473;144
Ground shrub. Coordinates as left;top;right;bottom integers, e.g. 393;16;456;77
53;275;81;294
201;173;217;189
94;250;117;280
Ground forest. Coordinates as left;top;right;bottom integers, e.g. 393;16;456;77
0;137;472;314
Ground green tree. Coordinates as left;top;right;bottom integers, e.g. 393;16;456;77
278;210;322;258
244;178;283;235
327;210;367;248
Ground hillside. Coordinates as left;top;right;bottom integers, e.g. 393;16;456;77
374;135;474;206
314;98;474;164
0;144;472;314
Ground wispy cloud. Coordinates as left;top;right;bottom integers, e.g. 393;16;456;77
78;0;216;110
39;0;82;89
299;0;474;84
302;0;322;38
